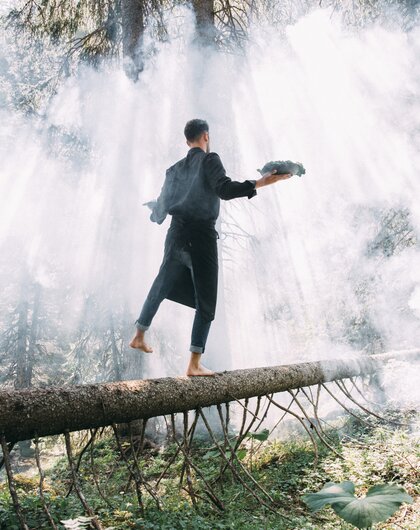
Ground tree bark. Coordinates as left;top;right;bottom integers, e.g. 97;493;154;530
191;0;216;46
0;350;418;443
121;0;145;80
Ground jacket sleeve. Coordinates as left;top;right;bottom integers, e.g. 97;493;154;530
203;152;257;200
148;170;171;224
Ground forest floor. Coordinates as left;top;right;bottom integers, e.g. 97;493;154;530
0;410;418;530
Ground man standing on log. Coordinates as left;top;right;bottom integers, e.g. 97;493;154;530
130;119;292;376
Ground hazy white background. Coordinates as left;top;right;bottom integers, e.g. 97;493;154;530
0;7;419;405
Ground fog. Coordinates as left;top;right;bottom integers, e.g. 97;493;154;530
0;7;419;405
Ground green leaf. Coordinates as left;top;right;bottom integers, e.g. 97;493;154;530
245;429;270;441
303;482;355;512
202;449;219;460
336;484;413;529
302;482;412;529
237;448;247;460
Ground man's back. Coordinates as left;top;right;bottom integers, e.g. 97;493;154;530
164;147;220;222
149;147;257;225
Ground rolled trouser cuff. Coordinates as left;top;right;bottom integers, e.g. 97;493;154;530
135;321;150;331
189;345;204;354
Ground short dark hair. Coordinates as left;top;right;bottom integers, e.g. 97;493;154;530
184;119;209;142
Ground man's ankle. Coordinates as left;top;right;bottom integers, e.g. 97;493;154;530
189;352;202;365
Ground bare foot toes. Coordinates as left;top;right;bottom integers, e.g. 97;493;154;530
186;365;215;377
129;337;153;353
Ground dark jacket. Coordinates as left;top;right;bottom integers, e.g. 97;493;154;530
148;147;257;224
147;147;257;321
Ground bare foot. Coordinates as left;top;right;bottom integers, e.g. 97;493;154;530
186;364;215;377
130;331;153;353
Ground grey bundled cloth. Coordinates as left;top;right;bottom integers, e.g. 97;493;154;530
141;147;258;322
258;160;306;177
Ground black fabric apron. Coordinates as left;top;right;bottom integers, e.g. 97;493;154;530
162;215;219;322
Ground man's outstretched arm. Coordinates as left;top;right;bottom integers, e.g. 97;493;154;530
204;152;291;200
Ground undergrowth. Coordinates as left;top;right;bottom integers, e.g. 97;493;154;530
0;412;418;529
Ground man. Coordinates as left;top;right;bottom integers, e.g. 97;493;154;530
130;119;292;376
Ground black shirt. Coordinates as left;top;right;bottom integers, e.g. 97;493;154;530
149;147;257;224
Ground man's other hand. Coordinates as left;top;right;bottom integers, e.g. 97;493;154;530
255;170;292;189
143;200;157;210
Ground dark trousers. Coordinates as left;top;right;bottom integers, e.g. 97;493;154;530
135;218;216;354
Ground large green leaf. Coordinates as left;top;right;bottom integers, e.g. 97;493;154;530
302;482;412;529
303;482;356;512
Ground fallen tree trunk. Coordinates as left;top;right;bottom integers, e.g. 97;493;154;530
0;350;418;443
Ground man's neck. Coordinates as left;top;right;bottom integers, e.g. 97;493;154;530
188;145;205;152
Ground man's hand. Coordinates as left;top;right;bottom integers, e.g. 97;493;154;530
255;170;292;189
143;200;157;210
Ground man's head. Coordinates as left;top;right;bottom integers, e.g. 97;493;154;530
184;119;210;153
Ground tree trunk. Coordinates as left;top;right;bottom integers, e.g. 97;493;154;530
15;280;39;456
109;315;122;381
15;296;29;391
1;350;417;444
121;0;145;80
191;0;216;46
26;283;41;389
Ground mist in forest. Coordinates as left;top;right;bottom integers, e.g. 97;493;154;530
0;6;419;406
